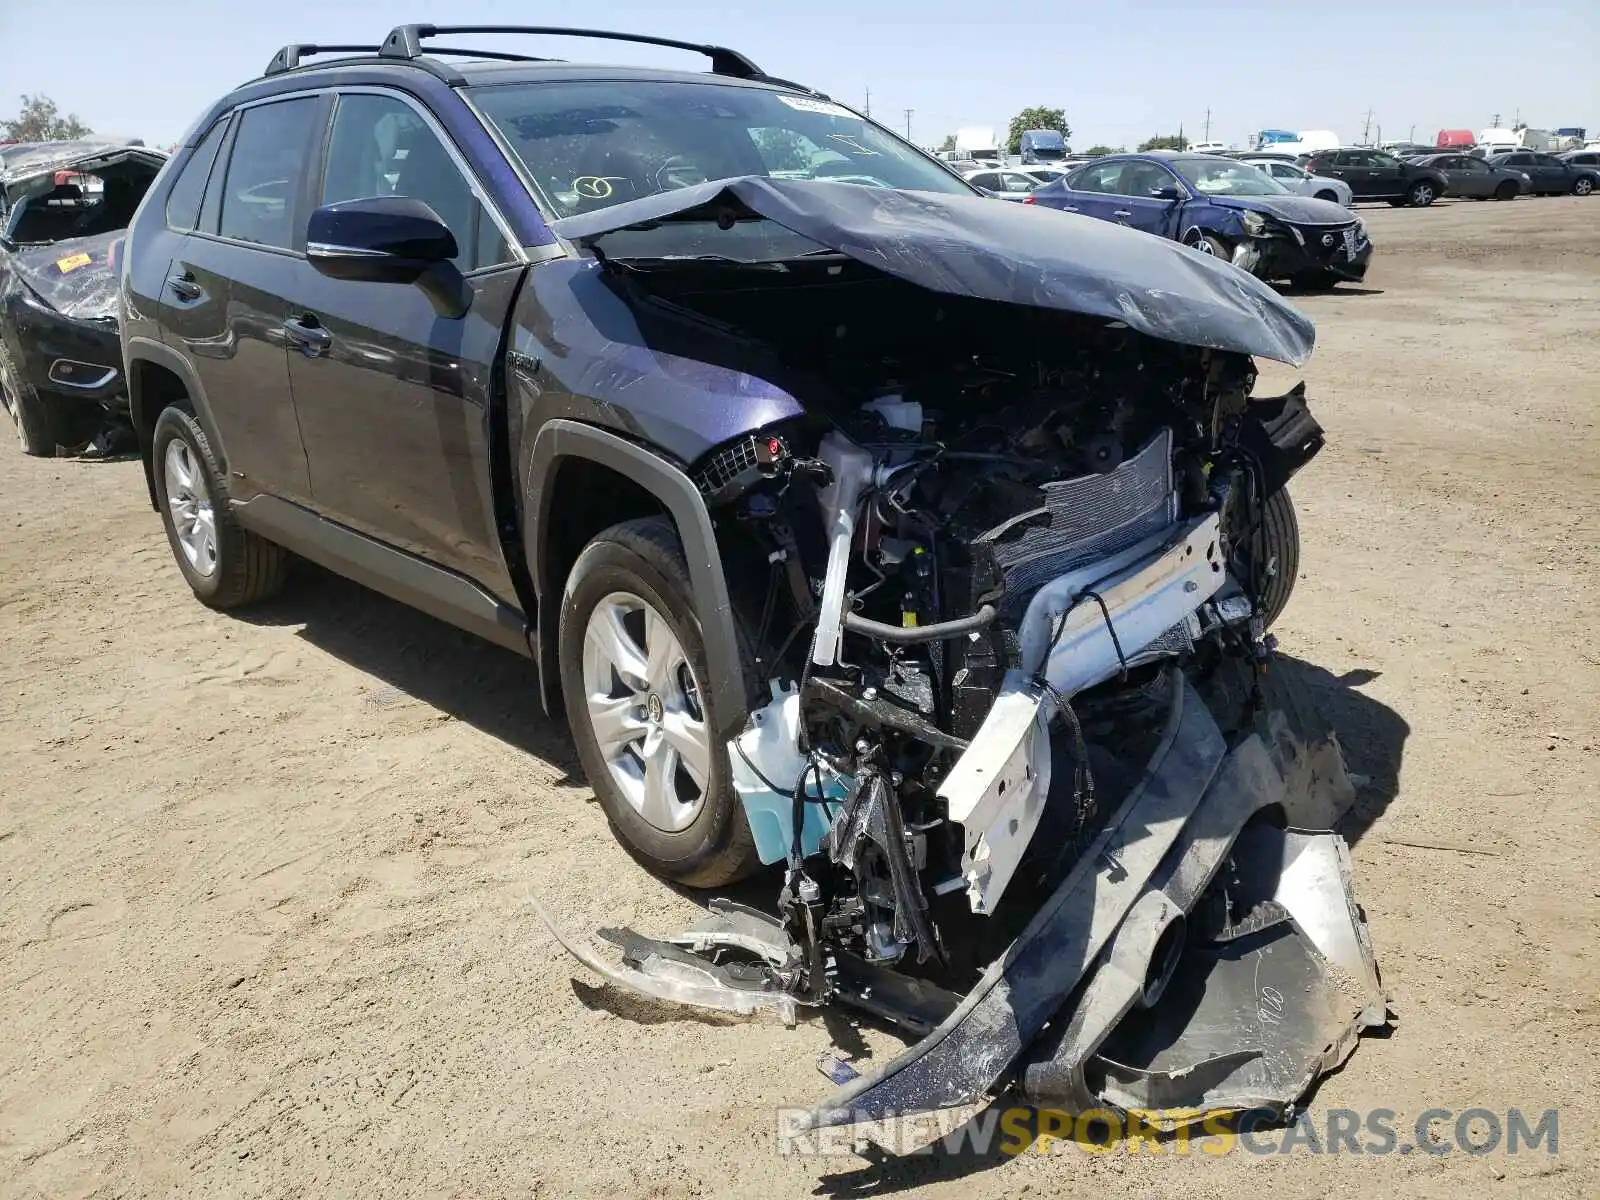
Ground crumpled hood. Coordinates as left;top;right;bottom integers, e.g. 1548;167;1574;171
550;177;1316;366
8;230;121;321
1207;193;1357;225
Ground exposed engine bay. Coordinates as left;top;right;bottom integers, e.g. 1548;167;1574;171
539;180;1388;1137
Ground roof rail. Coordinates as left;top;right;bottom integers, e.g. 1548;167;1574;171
264;44;383;76
378;24;765;80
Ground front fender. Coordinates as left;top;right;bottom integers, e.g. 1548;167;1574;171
524;419;747;744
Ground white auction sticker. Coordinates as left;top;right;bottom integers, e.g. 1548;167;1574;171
777;95;857;119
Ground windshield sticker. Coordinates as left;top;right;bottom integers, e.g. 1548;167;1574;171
54;252;93;274
777;95;856;119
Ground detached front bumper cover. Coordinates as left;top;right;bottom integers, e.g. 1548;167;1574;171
542;672;1388;1141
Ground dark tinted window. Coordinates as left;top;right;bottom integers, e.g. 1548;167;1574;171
1504;152;1533;165
165;117;229;232
1457;157;1487;171
218;98;319;249
1532;154;1563;167
967;172;999;190
321;92;509;273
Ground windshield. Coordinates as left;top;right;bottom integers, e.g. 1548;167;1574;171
1170;157;1291;196
470;79;971;219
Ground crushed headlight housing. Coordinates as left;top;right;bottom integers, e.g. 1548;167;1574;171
1239;210;1268;235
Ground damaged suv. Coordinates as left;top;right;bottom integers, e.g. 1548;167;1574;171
123;25;1387;1135
1;140;165;454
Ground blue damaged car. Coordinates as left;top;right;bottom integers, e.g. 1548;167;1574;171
1027;152;1373;288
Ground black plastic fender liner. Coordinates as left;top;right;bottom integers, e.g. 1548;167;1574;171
798;672;1228;1130
524;419;747;743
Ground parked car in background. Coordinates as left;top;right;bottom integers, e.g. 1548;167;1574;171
961;166;1041;199
1241;157;1353;206
1015;164;1069;186
1187;140;1227;154
1027;153;1370;287
1382;142;1439;159
1487;151;1598;196
1410;153;1529;200
1018;129;1068;164
1561;149;1600;169
1468;141;1520;160
1;140;166;454
1300;148;1448;206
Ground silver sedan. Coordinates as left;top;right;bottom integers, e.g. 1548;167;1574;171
1240;157;1354;207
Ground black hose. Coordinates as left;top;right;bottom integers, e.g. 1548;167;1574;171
842;604;997;644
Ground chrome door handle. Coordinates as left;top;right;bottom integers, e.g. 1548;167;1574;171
1113;209;1133;217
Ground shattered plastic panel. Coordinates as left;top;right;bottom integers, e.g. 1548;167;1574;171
550;177;1316;365
7;231;122;321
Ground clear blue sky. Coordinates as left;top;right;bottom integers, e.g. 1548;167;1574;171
2;0;1596;149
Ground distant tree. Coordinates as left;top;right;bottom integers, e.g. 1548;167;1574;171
938;133;957;152
1006;106;1071;154
1138;133;1189;152
1084;145;1118;156
750;126;813;172
1;94;91;142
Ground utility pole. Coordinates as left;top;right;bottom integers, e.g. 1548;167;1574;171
1361;108;1374;144
863;86;871;117
905;108;914;141
1203;108;1211;141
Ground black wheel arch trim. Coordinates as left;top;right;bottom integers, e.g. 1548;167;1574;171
526;419;745;744
124;335;226;510
230;492;532;656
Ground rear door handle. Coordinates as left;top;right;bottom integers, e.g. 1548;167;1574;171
1112;209;1133;218
166;272;202;302
282;315;332;357
1060;204;1078;212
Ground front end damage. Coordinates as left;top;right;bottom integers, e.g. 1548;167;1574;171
540;179;1388;1137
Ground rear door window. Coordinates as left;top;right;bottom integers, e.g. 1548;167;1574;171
1070;162;1123;193
320;92;510;272
165;116;230;232
217;98;321;249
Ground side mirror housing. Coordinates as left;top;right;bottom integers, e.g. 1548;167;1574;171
1152;184;1183;201
307;196;458;285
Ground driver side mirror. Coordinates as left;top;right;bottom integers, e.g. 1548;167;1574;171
307;196;458;283
1152;184;1183;201
306;196;470;318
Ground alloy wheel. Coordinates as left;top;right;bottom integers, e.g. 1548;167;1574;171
163;438;218;577
581;591;710;833
1577;178;1594;196
1187;233;1215;255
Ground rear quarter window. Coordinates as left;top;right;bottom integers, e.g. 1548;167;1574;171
165;117;230;232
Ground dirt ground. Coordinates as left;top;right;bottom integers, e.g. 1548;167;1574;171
2;197;1597;1199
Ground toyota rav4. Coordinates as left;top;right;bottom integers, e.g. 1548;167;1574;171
121;24;1387;1133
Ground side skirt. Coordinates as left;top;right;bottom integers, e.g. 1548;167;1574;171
233;493;531;656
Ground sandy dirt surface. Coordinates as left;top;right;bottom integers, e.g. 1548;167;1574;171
2;197;1597;1199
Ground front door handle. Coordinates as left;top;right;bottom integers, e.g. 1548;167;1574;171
1113;209;1133;218
1060;204;1078;212
166;272;202;302
282;315;332;357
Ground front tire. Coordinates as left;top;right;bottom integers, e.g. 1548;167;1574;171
1291;270;1341;291
1494;181;1517;200
1407;180;1438;207
1314;189;1338;202
151;406;287;609
558;516;760;888
1184;230;1230;260
0;341;97;456
1257;488;1301;629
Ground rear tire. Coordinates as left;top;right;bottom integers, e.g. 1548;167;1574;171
151;406;287;609
1257;488;1301;629
558;516;761;888
1574;177;1594;197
